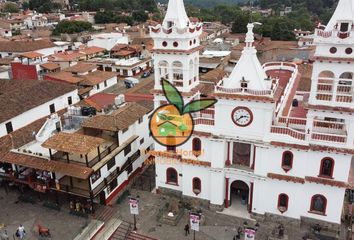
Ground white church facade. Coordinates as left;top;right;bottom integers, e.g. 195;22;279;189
150;0;353;227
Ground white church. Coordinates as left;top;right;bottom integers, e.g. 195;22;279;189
150;0;353;227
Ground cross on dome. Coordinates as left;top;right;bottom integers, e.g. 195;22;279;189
163;0;190;29
223;23;270;91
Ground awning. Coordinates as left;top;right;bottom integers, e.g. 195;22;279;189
2;152;93;179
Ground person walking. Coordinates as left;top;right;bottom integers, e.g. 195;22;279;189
184;223;190;236
16;225;25;240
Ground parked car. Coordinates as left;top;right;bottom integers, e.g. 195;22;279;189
142;71;151;78
124;77;140;88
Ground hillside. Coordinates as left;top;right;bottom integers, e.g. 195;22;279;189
158;0;245;8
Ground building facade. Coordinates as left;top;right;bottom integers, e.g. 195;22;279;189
152;0;353;228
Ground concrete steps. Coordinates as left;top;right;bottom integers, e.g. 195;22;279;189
94;205;116;223
73;219;104;240
110;221;158;240
93;218;122;240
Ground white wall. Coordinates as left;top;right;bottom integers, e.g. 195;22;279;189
255;146;352;182
0;90;79;137
88;77;117;96
253;179;346;224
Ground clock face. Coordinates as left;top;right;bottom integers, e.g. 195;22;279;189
231;107;253;127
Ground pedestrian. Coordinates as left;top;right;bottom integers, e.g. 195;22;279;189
184;223;190;236
0;230;9;240
16;225;25;240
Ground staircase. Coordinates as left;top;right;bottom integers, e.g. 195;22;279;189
93;205;116;222
110;221;158;240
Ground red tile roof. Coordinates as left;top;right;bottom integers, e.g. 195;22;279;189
84;93;116;111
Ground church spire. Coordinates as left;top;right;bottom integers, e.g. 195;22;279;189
325;0;354;31
223;23;270;92
163;0;190;29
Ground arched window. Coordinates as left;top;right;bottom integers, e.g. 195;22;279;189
192;177;201;195
277;193;289;213
281;151;293;172
166;168;178;185
192;138;201;157
172;61;183;82
158;60;169;81
318;71;335;78
310;194;327;214
319;158;334;178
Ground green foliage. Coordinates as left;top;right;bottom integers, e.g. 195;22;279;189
75;0;158;13
29;0;61;13
94;11;134;25
132;10;149;23
52;20;93;36
3;2;19;13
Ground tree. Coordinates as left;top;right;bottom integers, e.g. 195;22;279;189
132;10;148;23
271;19;295;40
3;2;19;13
231;11;250;33
52;20;93;35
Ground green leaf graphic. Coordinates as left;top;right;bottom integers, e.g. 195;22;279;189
161;79;184;113
183;99;217;114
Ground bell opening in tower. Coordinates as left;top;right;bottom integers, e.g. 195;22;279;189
232;142;251;167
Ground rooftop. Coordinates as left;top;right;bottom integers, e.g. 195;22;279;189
0;40;55;53
42;132;106;155
0;80;76;123
64;63;97;74
82;102;151;132
2;152;93;179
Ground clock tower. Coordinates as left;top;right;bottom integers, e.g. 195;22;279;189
213;23;276;141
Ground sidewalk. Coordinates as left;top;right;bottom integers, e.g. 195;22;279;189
0;189;88;240
113;188;349;240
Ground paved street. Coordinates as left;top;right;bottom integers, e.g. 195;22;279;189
114;189;312;240
0;189;87;240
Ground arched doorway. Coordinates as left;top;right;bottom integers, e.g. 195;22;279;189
230;180;249;209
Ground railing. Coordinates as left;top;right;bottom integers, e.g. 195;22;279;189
277;117;307;127
311;133;347;143
215;86;274;96
194;118;215;126
271;126;306;140
313;120;346;133
315;29;332;38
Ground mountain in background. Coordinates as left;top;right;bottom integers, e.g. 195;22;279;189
157;0;246;8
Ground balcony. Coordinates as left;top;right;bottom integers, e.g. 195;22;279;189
271;117;348;144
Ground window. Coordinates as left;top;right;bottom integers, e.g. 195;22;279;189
329;47;337;54
68;96;72;105
173;41;179;47
124;144;131;156
96;84;100;90
340;22;349;32
192;138;202;157
91;170;101;184
166;168;178;185
277;194;289;213
107;157;116;170
104;80;107;87
122;128;128;133
138;117;143;124
127;163;133;174
192;177;201;195
140;138;144;145
345;48;353;55
166;145;176;152
162;41;168;47
319;157;334;178
49;104;55;114
5;122;13;134
310;195;327;215
108;178;118;193
241;82;248;88
281;151;293;172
